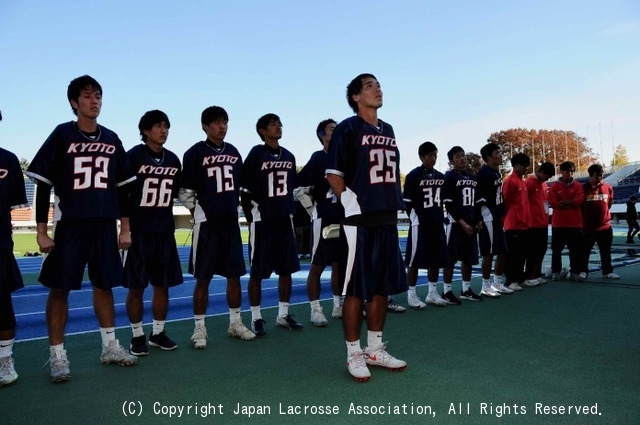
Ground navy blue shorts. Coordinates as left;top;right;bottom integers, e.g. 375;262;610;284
478;220;507;256
189;216;246;279
39;219;123;290
0;248;24;296
341;224;408;300
405;222;448;269
249;216;300;279
446;222;479;266
310;217;344;266
123;232;183;289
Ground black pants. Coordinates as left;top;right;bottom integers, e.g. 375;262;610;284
583;227;614;275
505;229;528;284
551;227;583;274
627;220;640;242
525;227;548;279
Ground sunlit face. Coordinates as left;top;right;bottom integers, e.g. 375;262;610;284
260;119;283;141
203;119;228;144
144;122;169;150
421;151;437;169
71;88;102;119
451;151;467;170
353;77;383;110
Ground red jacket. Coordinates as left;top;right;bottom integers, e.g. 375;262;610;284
548;178;584;228
503;172;529;230
582;181;613;231
525;174;549;228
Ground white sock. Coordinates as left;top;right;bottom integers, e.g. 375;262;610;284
194;314;206;327
333;295;343;307
152;320;165;336
0;339;14;357
278;302;289;318
462;281;471;291
482;278;491;287
229;308;241;324
310;300;321;311
444;283;452;293
130;322;144;338
250;306;262;322
367;331;383;350
408;286;417;297
346;340;362;356
50;343;64;356
428;281;438;294
493;274;503;285
100;327;116;347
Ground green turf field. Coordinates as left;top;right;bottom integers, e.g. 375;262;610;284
5;266;640;425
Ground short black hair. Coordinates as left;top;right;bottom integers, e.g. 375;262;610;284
538;162;555;176
511;153;530;167
346;73;376;113
418;141;437;157
138;110;170;142
315;119;336;144
67;75;102;116
447;146;465;162
201;106;228;125
480;143;500;161
587;163;604;176
559;161;575;172
256;113;281;141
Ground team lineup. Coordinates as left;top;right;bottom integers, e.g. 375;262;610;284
0;73;622;386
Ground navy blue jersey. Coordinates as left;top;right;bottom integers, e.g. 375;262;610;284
442;169;480;224
181;141;242;220
475;165;503;221
298;149;341;219
0;148;28;249
241;144;297;221
403;166;446;225
26;121;135;220
127;144;181;233
326;116;404;216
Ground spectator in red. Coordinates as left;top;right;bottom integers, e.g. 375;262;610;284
581;164;619;279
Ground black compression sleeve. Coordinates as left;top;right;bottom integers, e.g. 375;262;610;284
35;182;52;223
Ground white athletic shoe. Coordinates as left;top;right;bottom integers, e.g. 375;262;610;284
507;282;523;291
332;304;343;319
407;293;426;310
347;351;371;381
364;344;407;370
191;324;208;349
480;285;501;298
310;308;329;327
425;291;447;306
100;340;138;366
491;283;514;294
522;279;541;287
47;349;71;383
605;273;620;280
0;356;18;386
386;298;407;313
227;321;256;340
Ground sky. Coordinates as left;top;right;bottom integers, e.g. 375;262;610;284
1;0;639;174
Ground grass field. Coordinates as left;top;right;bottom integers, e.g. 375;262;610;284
11;227;410;257
11;229;245;256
